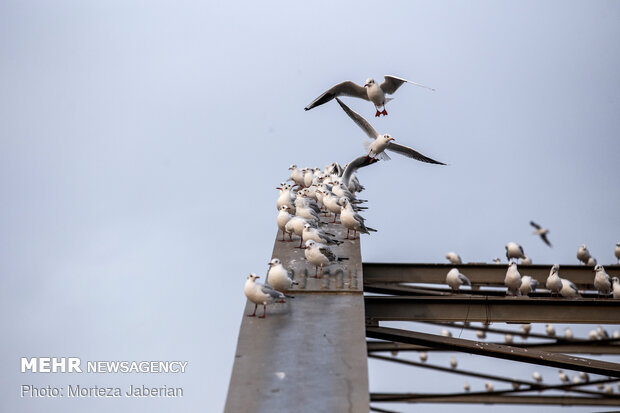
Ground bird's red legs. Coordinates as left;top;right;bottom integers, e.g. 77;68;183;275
375;110;381;117
248;303;257;317
331;213;339;224
258;304;266;319
297;236;304;249
280;230;286;242
381;109;388;116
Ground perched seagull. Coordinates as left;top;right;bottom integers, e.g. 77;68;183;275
521;324;532;336
505;334;514;344
440;329;452;338
546;324;556;337
614;330;620;339
276;183;297;212
588;330;599;340
511;381;520;390
445;252;462;265
577;244;591;265
485;382;494;392
340;198;377;239
446;268;471;292
597;325;609;339
579;372;590;382
559;370;569;383
604;384;613;394
277;205;294;242
304;240;348;277
450;356;458;369
572;375;581;384
530;221;552;247
615;242;620;264
419;351;428;362
476;330;487;339
564;327;574;340
336;98;445;164
505;262;522;296
302;223;342;246
244;273;287;318
266;258;298;292
533;371;543;383
546;264;562;297
463;382;470;392
587;257;597;267
560;278;580;298
594;265;612;297
505;242;526;262
521;255;532;265
612;277;620;299
288;165;305;187
305;75;434;117
520;275;539;296
285;216;318;248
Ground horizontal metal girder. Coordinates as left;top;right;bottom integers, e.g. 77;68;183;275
365;295;620;324
371;393;620;406
366;326;620;378
363;262;620;290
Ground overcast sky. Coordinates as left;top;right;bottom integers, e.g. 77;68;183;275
1;1;619;412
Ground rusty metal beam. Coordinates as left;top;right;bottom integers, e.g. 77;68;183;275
363;262;620;290
365;295;620;324
366;326;620;377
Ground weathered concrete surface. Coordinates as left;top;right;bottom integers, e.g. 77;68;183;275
225;216;369;413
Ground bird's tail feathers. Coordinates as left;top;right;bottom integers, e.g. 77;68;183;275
366;227;378;232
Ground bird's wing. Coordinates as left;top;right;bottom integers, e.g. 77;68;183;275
458;273;471;286
381;75;435;94
336;98;380;139
386;142;446;165
341;156;377;187
530;221;541;230
541;234;552;247
261;284;284;298
319;246;337;262
305;81;368;110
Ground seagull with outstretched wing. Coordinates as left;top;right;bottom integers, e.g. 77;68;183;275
530;221;552;247
305;75;434;117
335;98;445;165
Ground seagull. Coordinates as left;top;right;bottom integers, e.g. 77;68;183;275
485;382;494;392
579;372;590;382
577;244;591;265
520;324;532;336
476;330;487;339
614;330;620;339
305;75;434;117
339;198;377;239
450;356;458;369
445;252;462;265
615;242;620;264
594;265;612;297
512;381;520;390
505;242;525;262
244;273;287;318
304;240;348;277
546;264;562;297
463;382;470;392
288;165;305;187
519;275;539;296
276;183;297;212
440;329;452;338
530;221;552;247
302;223;342;246
266;258;298;292
612;277;620;299
532;371;543;383
587;256;597;266
341;155;380;188
285;216;318;248
560;278;580;298
446;268;471;292
588;330;599;340
521;255;532;265
546;324;556;337
597;325;609;339
559;370;569;383
505;262;522;296
505;334;514;344
564;327;574;340
492;257;501;264
336;98;445;164
277;205;294;242
419;351;428;362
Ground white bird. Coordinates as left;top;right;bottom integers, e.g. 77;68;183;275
615;242;620;264
305;75;434;116
492;257;501;264
266;258;298;292
546;324;556;337
597;325;609;339
446;268;471;292
612;277;620;299
546;264;562;297
613;330;620;339
604;384;613;394
277;205;294;242
505;262;522;296
445;252;462;265
419;351;428;362
440;329;452;338
244;273;287;318
288;165;305;187
560;278;580;298
276;183;297;211
463;382;470;392
505;242;525;262
572;375;581;384
577;244;591;265
339;198;377;239
511;381;520;390
520;275;539;296
533;371;543;383
505;334;514;344
588;330;599;340
521;255;532;265
558;370;569;383
530;221;552;247
587;257;597;266
596;382;605;390
336;98;446;164
485;382;494;392
579;372;590;382
564;327;574;340
450;356;457;369
594;265;612;297
521;324;532;336
476;330;487;339
302;223;341;246
304;240;348;277
285;216;318;248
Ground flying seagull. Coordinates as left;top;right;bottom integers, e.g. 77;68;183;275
305;75;434;117
530;221;552;247
336;98;445;164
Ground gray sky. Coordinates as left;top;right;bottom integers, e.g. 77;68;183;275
1;1;619;412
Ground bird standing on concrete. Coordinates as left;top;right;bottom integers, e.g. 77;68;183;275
304;75;434;116
266;258;298;292
244;273;288;318
304;240;348;277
